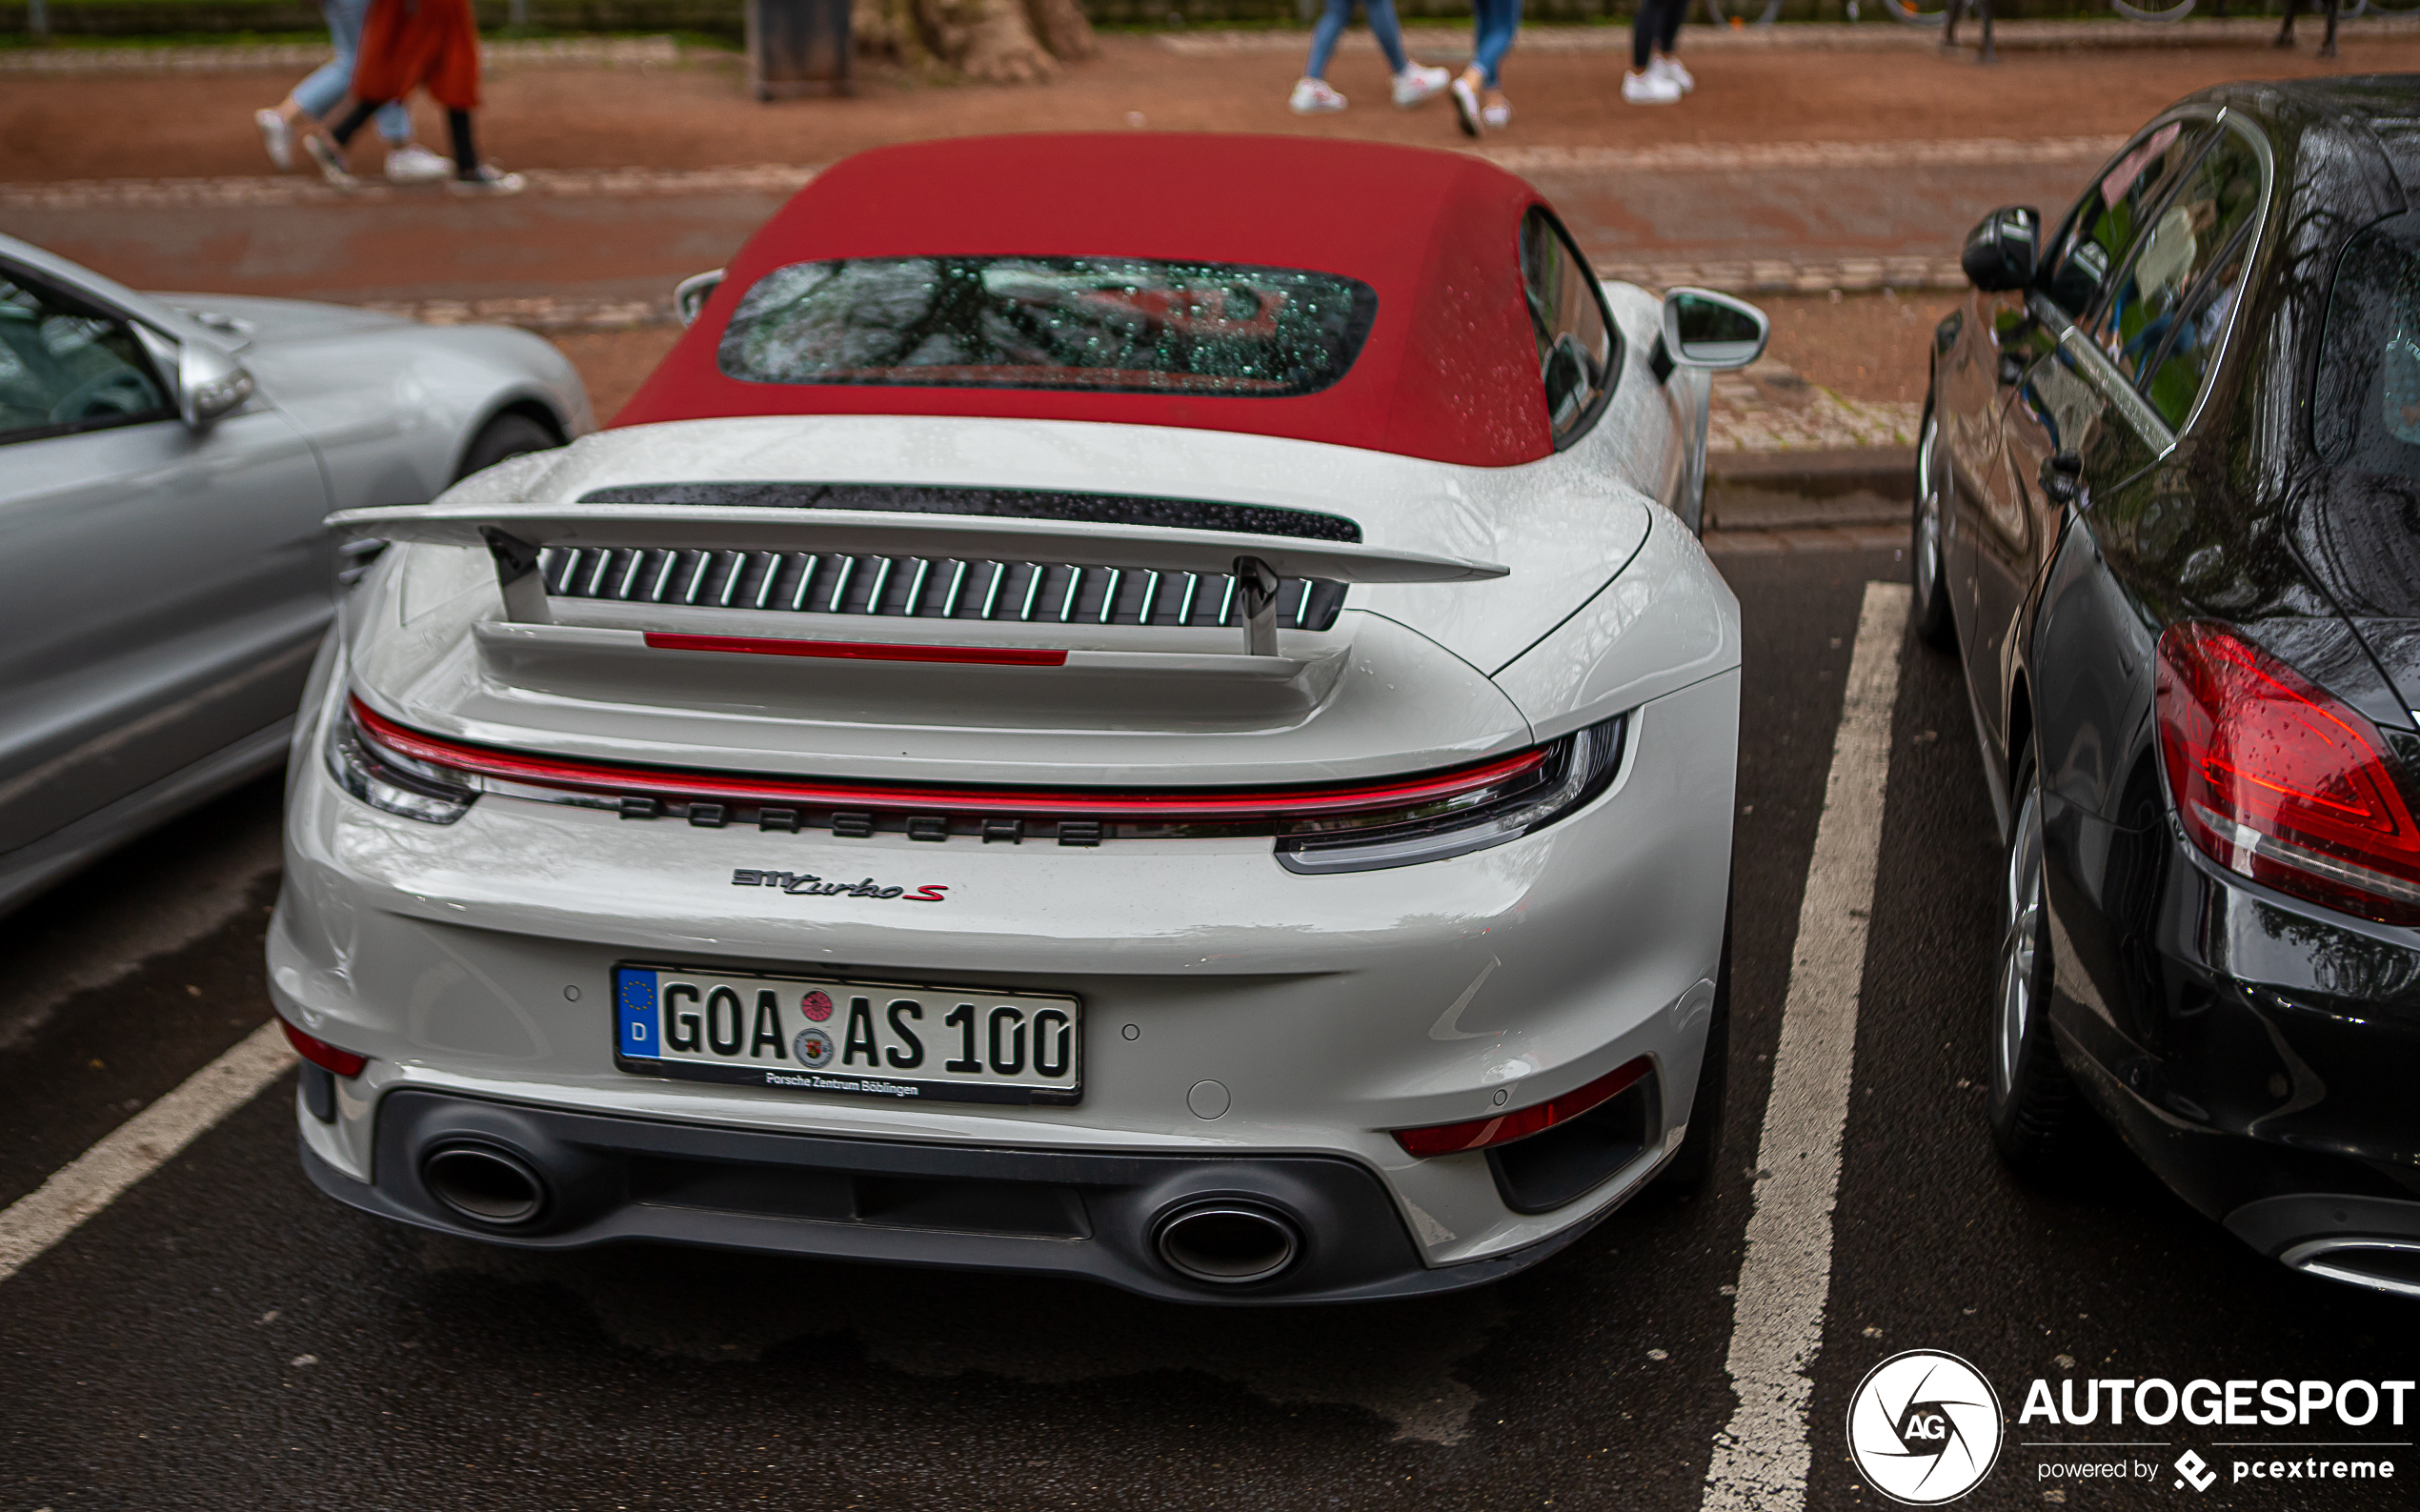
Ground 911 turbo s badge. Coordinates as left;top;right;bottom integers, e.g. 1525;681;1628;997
733;869;948;901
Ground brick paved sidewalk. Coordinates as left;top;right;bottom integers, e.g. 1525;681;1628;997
5;15;2410;81
1169;16;2420;55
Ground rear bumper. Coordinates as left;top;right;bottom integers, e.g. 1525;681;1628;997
303;1089;1627;1303
2046;804;2420;1294
272;660;1739;1273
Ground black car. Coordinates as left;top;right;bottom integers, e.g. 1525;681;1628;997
1914;76;2420;1298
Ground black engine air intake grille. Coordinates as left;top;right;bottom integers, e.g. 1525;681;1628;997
535;547;1347;632
575;483;1362;544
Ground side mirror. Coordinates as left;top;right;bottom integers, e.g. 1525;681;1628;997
177;340;255;429
1659;288;1769;373
2039;451;2083;506
131;323;252;431
674;269;725;327
1962;206;2040;292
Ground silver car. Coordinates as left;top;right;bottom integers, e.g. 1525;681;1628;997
0;233;593;915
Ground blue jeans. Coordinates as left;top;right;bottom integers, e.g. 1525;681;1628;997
1305;0;1410;78
292;0;412;145
1471;0;1521;88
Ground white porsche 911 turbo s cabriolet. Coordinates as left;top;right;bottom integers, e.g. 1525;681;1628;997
270;134;1765;1302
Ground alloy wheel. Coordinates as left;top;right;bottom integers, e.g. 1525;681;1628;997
1915;413;1945;611
1993;780;2046;1104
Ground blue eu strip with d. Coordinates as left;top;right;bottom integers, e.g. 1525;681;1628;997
615;968;660;1058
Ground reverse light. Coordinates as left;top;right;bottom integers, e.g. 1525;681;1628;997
326;704;476;824
2154;622;2420;926
277;1016;368;1079
1274;715;1626;874
1393;1057;1652;1158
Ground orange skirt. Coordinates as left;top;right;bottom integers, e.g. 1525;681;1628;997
353;0;481;111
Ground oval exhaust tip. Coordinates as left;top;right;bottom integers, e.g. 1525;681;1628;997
2280;1237;2420;1300
421;1142;548;1227
1155;1202;1301;1285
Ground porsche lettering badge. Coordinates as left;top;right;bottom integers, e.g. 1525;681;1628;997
733;869;949;902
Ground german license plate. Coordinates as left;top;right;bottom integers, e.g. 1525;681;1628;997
612;964;1080;1106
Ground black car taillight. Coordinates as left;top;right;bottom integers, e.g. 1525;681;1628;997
2154;622;2420;926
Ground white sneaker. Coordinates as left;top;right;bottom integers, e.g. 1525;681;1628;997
302;132;357;189
1623;69;1684;106
384;143;455;185
254;109;293;171
1652;54;1695;92
1449;72;1483;137
1391;64;1450;109
449;163;528;196
1289;78;1347;114
1482;93;1512;131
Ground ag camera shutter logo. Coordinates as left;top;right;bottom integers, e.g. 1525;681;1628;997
1847;1350;2005;1504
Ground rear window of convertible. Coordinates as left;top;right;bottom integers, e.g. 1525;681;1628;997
716;256;1379;397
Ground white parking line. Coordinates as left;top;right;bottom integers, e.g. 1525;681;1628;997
0;1021;293;1287
1701;581;1908;1512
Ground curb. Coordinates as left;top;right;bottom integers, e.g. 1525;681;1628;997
1706;448;1912;535
0;34;685;76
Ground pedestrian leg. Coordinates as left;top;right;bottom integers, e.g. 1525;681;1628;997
1291;0;1356;112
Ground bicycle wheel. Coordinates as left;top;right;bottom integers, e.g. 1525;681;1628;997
2109;0;2197;20
1702;0;1785;24
1880;0;1954;27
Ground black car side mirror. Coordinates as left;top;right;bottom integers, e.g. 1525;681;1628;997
2039;451;2083;506
1962;206;2041;292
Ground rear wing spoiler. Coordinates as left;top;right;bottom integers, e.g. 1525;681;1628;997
330;502;1509;655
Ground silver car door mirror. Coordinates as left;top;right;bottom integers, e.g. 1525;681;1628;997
1659;288;1770;372
138;323;254;431
674;269;725;327
177;339;255;429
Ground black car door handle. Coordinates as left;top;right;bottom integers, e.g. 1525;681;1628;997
2039;452;2084;505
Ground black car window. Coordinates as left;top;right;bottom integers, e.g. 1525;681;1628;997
2090;130;2263;427
0;272;171;445
2314;210;2420;480
2040;122;2213;323
717;255;1378;398
1518;207;1621;447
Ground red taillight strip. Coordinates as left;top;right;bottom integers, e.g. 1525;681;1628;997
642;632;1067;667
347;696;1550;821
1392;1057;1652;1158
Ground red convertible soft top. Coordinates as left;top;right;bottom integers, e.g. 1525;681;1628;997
613;133;1554;467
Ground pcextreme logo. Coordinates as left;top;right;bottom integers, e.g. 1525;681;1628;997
1846;1350;2005;1505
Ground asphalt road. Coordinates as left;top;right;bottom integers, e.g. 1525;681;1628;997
4;544;2416;1512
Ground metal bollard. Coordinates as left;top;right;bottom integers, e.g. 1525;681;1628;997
748;0;853;100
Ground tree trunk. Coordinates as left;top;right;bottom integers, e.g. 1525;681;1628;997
1020;0;1099;61
854;0;927;64
917;0;1059;82
856;0;1088;80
